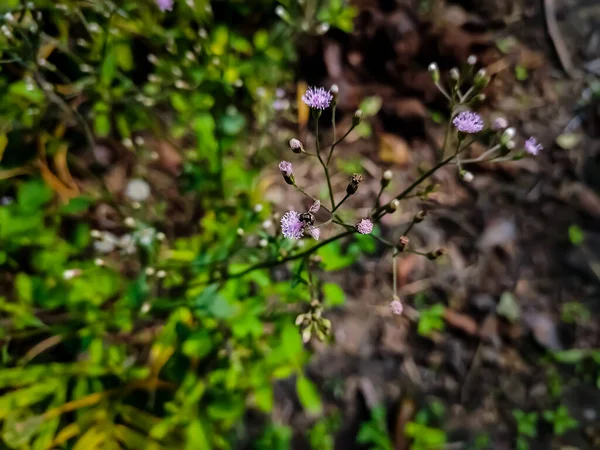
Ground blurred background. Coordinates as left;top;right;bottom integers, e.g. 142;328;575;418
0;0;599;449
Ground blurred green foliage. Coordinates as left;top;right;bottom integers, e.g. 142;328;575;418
0;1;358;448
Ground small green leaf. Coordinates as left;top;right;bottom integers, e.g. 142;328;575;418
296;375;322;415
323;283;345;307
568;225;584;246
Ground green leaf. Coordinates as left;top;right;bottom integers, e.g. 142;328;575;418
568;225;584;246
186;420;211;450
296;375;322;415
17;179;53;212
323;283;345;307
182;330;214;358
100;49;117;87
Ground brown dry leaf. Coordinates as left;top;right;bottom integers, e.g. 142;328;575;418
394;398;417;450
562;182;600;218
479;314;500;344
380;321;408;354
54;144;79;191
396;253;420;286
104;165;128;195
524;312;562;351
297;81;309;129
155;140;183;176
323;40;343;79
37;42;56;61
37;159;78;203
443;308;478;335
379;133;411;166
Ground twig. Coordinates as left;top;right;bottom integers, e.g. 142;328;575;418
544;0;577;78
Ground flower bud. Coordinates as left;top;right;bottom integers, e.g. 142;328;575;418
381;170;393;188
461;170;474;183
474;69;490;90
278;161;295;185
428;62;440;83
289;138;303;154
237;228;245;236
156;270;166;278
397;236;409;251
450;67;460;81
124;217;136;228
352;109;363;127
491;117;508;131
500;127;516;145
330;84;339;105
427;248;446;260
145;267;156;276
346;173;364;195
414;210;427;223
386;199;399;213
467;55;477;65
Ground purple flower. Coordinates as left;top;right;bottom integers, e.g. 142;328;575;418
281;211;304;239
156;0;174;11
356;218;373;235
301;87;333;110
524;137;543;156
491;117;508;131
453;111;484;134
279;161;293;177
390;298;403;315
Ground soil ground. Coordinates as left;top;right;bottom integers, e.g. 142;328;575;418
267;0;600;448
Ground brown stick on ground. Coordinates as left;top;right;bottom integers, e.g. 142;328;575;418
544;0;578;78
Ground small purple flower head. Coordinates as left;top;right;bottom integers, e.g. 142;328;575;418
356;218;373;235
281;211;304;239
156;0;174;11
390;298;403;315
301;87;333;110
453;111;484;134
491;117;508;131
279;161;293;177
524;137;543;156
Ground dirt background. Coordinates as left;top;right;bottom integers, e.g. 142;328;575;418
266;0;600;448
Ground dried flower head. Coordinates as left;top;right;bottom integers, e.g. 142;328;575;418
453;111;484;134
156;0;174;11
398;236;409;251
356;218;373;235
491;117;508;131
301;86;333;110
390;297;403;315
280;211;304;239
524;137;543;156
346;173;364;195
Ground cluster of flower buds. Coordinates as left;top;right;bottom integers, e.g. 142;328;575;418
295;300;332;343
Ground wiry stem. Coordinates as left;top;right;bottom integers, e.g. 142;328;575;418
314;113;336;209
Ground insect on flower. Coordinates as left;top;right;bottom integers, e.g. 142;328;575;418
281;201;321;241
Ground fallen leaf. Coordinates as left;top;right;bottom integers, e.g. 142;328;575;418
155;140;183;176
524;312;562;351
297;81;309;129
496;291;520;323
556;132;583;150
379;133;411;166
443;308;478;335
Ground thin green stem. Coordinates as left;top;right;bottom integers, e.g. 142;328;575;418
294;185;331;213
201;229;354;284
373;153;456;218
314;114;336;209
332;192;351;213
326;125;354;166
392;255;397;297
